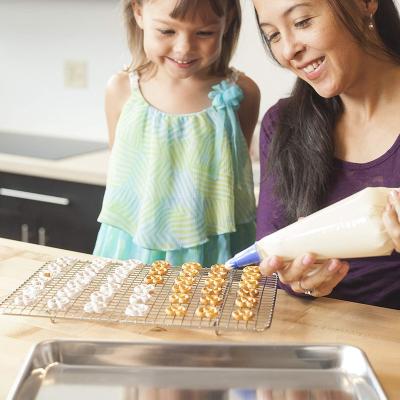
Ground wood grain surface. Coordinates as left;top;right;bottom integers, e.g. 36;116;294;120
0;238;399;399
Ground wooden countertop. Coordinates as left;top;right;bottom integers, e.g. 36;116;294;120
0;238;399;399
0;150;109;186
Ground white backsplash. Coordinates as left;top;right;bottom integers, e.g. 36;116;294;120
9;1;400;142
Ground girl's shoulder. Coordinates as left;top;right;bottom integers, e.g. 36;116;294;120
234;71;260;116
222;68;260;98
234;71;260;99
209;69;260;112
105;70;132;102
104;70;135;146
105;69;136;125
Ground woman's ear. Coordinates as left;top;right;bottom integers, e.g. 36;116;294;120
132;0;144;29
359;0;378;17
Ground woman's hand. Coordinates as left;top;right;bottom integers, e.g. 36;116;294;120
382;189;400;252
259;253;349;297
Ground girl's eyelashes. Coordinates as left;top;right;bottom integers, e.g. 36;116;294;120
158;29;175;35
157;29;215;37
197;31;215;37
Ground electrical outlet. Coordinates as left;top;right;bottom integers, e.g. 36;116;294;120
64;60;88;88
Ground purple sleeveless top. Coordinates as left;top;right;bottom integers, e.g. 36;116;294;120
256;100;400;309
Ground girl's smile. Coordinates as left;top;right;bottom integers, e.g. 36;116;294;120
134;0;227;80
165;56;198;69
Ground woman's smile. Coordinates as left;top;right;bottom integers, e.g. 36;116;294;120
298;56;326;80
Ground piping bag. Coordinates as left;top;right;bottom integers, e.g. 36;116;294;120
225;187;395;269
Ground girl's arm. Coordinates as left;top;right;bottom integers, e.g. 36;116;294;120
237;75;261;148
104;71;131;148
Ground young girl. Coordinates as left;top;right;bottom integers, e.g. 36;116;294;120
94;0;260;266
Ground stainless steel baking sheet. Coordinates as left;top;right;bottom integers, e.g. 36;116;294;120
8;341;387;400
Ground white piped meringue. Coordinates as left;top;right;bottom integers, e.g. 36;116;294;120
14;296;24;306
84;302;94;313
92;301;107;314
129;293;151;304
125;303;149;317
47;298;57;310
133;284;155;295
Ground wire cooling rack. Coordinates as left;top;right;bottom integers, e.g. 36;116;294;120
0;259;277;334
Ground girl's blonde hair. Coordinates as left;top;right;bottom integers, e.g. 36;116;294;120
122;0;241;76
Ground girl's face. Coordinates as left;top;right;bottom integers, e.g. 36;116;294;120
253;0;367;98
134;0;227;79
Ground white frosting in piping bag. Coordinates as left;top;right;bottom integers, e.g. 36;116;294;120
256;187;395;261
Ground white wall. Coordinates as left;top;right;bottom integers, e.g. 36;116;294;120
0;0;294;142
0;0;399;142
0;0;127;142
233;1;295;118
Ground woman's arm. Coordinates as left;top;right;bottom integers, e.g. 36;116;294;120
383;189;400;251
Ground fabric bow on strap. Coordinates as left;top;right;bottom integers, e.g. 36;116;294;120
209;80;244;110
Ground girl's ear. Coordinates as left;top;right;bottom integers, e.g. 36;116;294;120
132;0;144;29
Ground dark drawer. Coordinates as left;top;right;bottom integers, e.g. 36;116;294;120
0;172;105;253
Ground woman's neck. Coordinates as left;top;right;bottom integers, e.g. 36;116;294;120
334;60;400;163
339;58;400;122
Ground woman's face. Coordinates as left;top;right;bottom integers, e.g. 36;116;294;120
253;0;367;98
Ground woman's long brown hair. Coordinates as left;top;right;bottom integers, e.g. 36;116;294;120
256;0;400;223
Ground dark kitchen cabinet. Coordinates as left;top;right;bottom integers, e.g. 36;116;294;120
0;172;105;253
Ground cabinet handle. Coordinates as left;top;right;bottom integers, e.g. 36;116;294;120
0;188;70;206
21;224;29;242
38;227;46;246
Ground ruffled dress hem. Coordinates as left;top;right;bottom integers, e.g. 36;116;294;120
93;221;255;267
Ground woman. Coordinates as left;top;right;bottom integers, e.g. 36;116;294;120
254;0;400;309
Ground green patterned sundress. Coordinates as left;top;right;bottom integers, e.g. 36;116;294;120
94;71;256;266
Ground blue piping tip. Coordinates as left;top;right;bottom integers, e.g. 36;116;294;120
225;244;261;269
